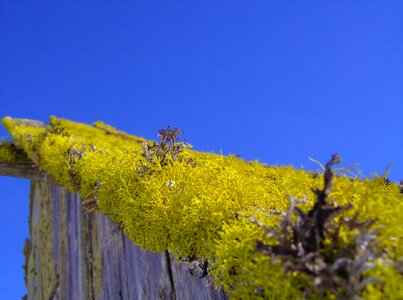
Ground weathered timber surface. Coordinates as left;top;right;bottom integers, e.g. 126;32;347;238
0;159;50;181
25;181;227;300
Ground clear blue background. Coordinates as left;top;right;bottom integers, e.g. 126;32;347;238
0;1;402;298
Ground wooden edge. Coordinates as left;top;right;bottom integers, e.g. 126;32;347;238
0;159;52;181
0;143;52;181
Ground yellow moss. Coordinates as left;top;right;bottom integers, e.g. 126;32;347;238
93;120;140;141
212;217;309;299
2;117;48;163
2;116;402;299
0;141;26;161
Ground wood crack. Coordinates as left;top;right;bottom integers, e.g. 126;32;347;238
165;250;176;300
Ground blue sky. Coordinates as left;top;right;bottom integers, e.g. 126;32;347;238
0;1;402;298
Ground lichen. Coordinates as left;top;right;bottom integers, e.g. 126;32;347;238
3;116;402;299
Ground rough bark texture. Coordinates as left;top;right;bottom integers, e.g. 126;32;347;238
24;181;227;300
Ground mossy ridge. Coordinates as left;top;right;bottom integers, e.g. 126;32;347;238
2;116;402;299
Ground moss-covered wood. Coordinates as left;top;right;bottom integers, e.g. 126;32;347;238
25;181;226;300
0;142;49;181
2;116;402;299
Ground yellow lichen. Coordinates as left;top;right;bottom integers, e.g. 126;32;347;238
2;116;402;299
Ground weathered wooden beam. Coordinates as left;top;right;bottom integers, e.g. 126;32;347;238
0;142;51;181
0;159;50;181
25;181;227;300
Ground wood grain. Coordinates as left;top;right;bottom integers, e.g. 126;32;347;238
24;181;227;300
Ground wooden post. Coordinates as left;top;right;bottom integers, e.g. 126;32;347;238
1;159;227;300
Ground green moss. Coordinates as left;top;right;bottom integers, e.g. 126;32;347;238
3;116;402;299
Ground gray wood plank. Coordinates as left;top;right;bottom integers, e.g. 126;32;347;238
24;181;227;300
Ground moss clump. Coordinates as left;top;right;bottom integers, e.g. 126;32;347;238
2;116;402;299
0;141;27;162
